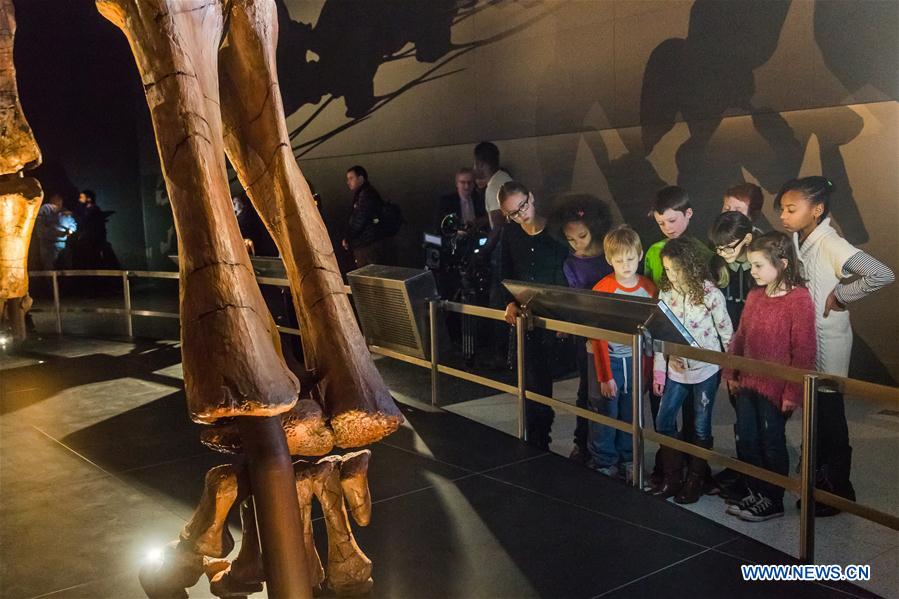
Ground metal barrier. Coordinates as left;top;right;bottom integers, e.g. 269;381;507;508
25;269;899;563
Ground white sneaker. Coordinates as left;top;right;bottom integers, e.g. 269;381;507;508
594;464;618;477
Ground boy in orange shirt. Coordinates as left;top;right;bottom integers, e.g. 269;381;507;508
589;226;657;478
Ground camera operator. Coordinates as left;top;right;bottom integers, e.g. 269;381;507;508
433;168;489;297
435;168;488;234
427;168;490;350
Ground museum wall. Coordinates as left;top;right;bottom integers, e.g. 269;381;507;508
277;0;898;382
19;0;893;381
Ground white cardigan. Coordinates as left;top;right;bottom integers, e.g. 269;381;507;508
793;218;859;377
653;281;733;385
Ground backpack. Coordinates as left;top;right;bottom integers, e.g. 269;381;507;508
375;200;404;238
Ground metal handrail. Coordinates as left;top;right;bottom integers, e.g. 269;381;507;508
436;299;899;544
23;268;899;560
440;299;899;405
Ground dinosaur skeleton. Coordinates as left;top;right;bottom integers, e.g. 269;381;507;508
90;0;403;595
0;0;42;343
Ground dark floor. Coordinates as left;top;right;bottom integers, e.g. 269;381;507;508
0;336;881;598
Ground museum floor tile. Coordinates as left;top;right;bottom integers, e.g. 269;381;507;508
0;336;887;598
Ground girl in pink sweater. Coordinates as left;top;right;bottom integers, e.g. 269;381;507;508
723;232;817;522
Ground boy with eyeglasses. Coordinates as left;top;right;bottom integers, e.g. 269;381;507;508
709;210;757;327
499;181;568;450
707;209;759;502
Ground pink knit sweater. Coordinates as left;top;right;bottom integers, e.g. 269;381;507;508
723;287;817;411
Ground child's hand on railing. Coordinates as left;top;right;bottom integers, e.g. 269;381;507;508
504;302;520;325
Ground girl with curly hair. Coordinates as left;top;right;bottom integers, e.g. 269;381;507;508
549;195;613;290
649;237;733;504
548;195;613;464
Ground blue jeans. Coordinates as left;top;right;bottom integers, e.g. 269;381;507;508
655;372;720;443
588;355;633;467
735;389;788;501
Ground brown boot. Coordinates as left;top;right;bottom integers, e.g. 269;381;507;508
650;445;683;498
675;439;712;504
649;448;663;486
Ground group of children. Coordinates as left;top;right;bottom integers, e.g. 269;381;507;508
543;177;894;522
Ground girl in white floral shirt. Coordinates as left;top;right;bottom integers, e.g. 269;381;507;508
649;237;734;504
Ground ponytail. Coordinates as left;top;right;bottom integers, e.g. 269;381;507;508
775;176;834;222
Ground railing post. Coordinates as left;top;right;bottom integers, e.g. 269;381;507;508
51;270;62;335
799;374;818;563
515;313;527;441
631;327;645;489
429;299;440;407
122;271;133;338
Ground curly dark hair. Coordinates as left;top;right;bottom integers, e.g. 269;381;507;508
748;231;805;293
659;237;711;305
548;194;613;248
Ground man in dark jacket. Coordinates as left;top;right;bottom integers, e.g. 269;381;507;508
341;165;385;268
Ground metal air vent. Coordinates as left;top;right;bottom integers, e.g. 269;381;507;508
347;265;439;359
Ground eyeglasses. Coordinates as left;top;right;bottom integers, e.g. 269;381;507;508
503;195;531;222
716;239;745;255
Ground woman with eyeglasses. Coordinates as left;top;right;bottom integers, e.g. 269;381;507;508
498;181;569;450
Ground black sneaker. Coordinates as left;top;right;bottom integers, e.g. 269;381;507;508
739;496;784;522
726;492;758;515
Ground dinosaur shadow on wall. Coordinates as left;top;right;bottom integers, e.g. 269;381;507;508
277;0;463;120
639;0;798;239
639;0;889;245
275;0;561;158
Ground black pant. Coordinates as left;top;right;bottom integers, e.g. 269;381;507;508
352;240;383;268
574;339;589;449
735;389;789;501
815;389;855;499
524;328;555;448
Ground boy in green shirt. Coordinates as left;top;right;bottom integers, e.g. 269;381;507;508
642;185;714;490
644;186;714;285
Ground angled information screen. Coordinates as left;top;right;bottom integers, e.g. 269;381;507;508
502;280;697;346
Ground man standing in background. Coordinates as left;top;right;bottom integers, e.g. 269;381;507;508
341;165;386;268
473;142;512;231
35;193;72;270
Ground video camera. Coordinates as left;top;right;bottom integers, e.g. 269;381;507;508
423;212;491;301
